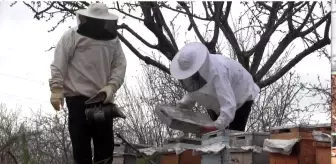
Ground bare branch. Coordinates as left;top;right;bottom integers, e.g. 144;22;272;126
299;12;331;36
117;32;170;74
297;2;317;31
207;2;214;15
178;2;206;44
112;2;144;21
250;2;282;76
161;3;210;21
140;2;177;60
217;2;243;63
287;2;295;32
22;2;56;20
119;23;158;49
202;2;210;18
206;2;223;53
257;2;272;11
258;38;330;88
152;3;178;50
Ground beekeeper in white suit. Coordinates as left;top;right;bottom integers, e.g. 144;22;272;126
170;42;260;133
49;3;126;164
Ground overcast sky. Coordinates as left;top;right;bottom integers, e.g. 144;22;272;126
0;1;332;123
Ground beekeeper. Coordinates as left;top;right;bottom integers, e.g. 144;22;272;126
48;3;126;164
170;42;260;133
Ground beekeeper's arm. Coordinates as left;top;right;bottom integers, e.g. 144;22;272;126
99;38;127;103
212;73;237;130
49;29;75;110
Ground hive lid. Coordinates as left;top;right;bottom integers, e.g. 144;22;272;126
271;123;331;130
165;137;202;145
155;104;214;134
230;131;270;136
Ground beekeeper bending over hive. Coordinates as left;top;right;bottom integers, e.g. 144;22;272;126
170;42;260;133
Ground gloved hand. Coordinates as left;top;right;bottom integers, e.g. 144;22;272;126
98;84;117;104
176;100;194;109
50;87;64;111
176;94;195;109
200;125;217;134
213;115;231;131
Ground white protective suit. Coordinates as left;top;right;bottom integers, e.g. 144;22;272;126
178;54;260;130
49;27;127;98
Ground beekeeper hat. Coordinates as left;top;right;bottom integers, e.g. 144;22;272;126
76;3;119;21
170;42;209;80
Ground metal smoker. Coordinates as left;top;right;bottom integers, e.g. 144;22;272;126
84;92;126;124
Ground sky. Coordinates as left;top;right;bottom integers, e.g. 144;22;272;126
0;1;332;123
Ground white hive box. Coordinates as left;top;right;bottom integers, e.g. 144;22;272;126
199;130;231;164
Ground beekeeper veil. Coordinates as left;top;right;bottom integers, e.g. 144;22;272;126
170;42;211;92
75;3;119;40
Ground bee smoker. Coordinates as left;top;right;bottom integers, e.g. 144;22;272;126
85;92;126;124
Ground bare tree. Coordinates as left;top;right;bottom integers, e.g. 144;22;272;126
3;2;329;149
114;57;185;146
302;76;331;114
246;72;314;132
0;104;21;164
17;1;331;88
14;1;331;131
0;104;43;164
24;109;72;164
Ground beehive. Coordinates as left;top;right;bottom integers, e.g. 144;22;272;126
269;124;331;164
200;130;230;164
313;141;330;164
159;137;202;164
229;132;270;164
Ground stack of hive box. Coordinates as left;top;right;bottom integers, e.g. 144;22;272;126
138;131;232;164
229;132;270;164
113;141;149;164
263;123;331;164
159;137;202;164
137;137;202;164
198;130;231;164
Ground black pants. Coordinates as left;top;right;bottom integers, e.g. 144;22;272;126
207;100;253;131
66;96;114;164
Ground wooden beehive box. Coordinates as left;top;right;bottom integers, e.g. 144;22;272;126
159;149;201;164
113;141;149;164
201;150;230;164
313;141;330;164
159;137;202;164
229;132;270;164
332;147;336;164
269;124;331;164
